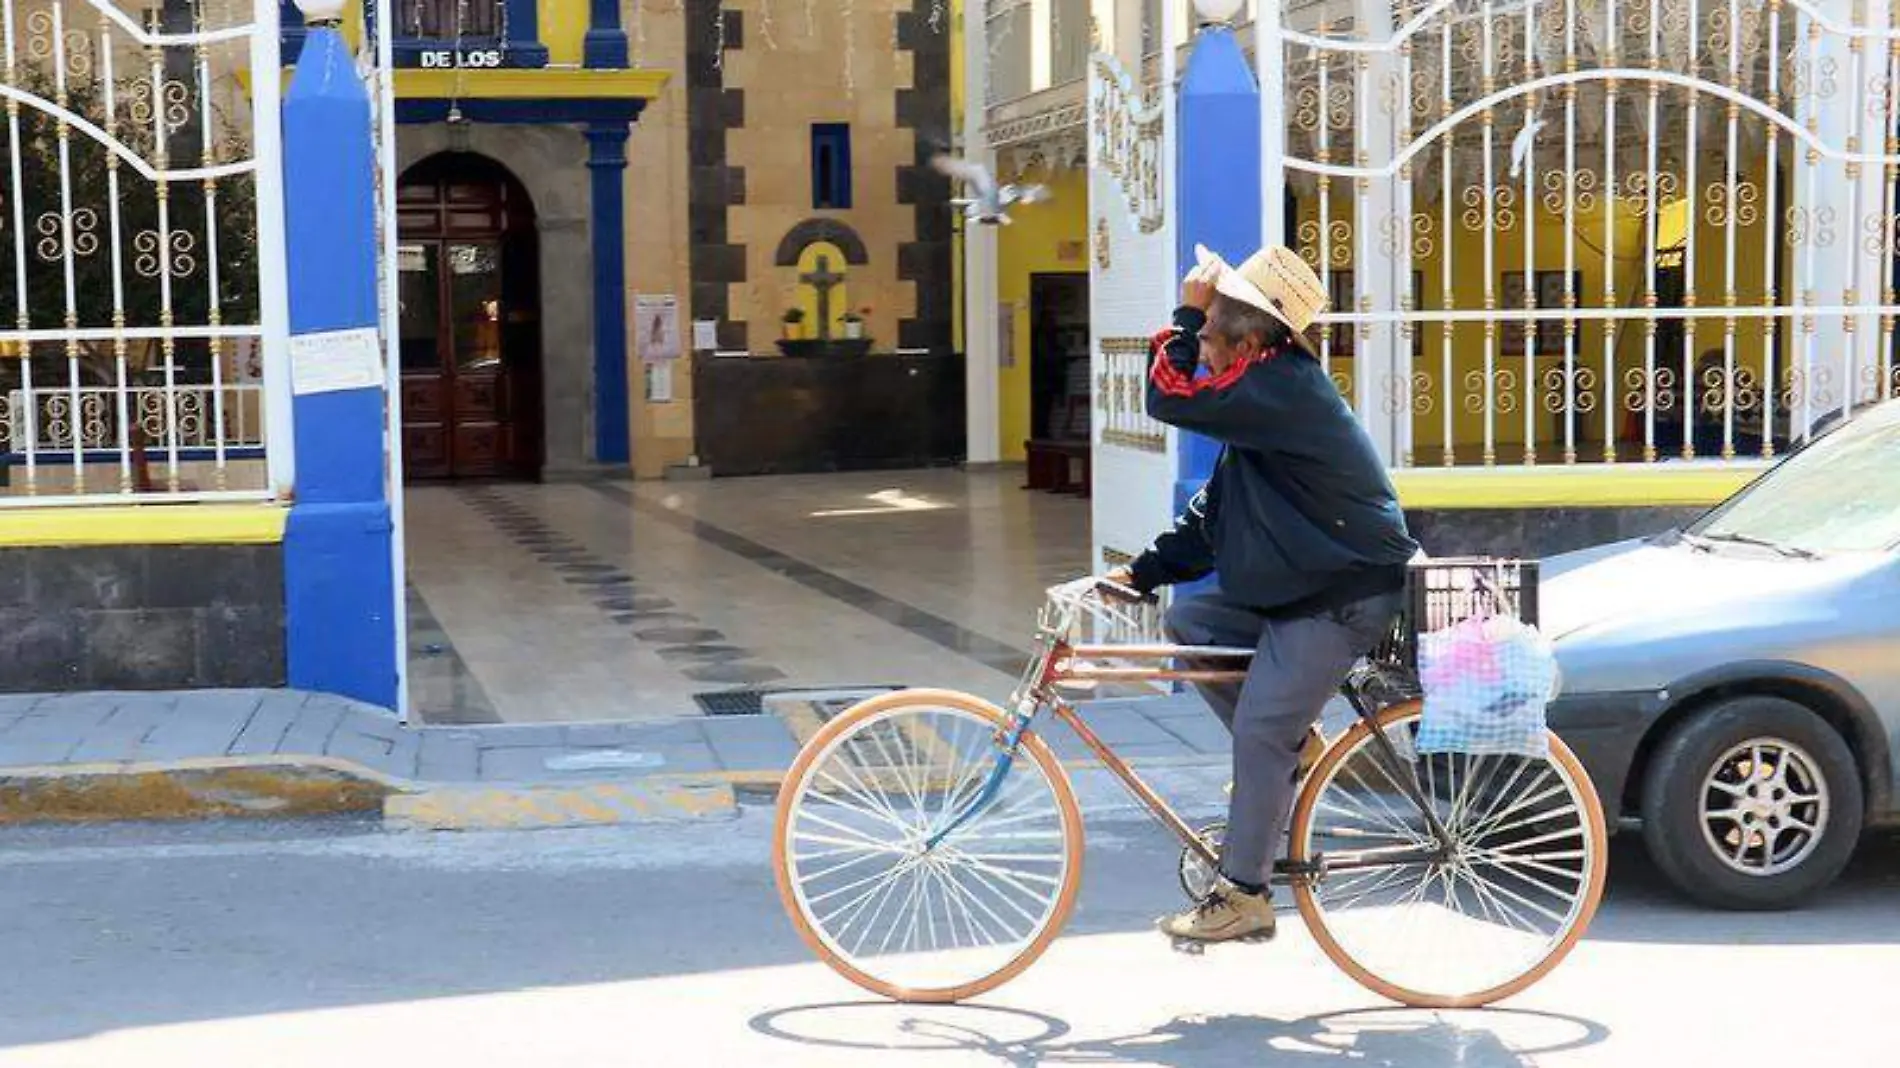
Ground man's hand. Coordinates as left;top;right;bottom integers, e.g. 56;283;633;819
1100;567;1147;603
1181;260;1220;312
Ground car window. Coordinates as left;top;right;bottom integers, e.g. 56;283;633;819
1690;401;1900;554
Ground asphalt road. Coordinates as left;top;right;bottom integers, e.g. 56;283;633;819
2;776;1896;1067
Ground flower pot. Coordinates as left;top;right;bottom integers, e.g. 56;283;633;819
842;320;864;340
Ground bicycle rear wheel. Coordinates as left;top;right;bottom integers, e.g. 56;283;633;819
772;689;1083;1003
1288;700;1608;1008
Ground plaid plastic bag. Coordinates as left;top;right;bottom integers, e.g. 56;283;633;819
1417;612;1560;758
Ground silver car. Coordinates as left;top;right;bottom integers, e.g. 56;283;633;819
1542;398;1900;909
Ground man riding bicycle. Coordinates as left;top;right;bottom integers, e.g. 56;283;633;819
1108;244;1419;944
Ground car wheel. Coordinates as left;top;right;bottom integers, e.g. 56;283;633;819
1640;695;1863;910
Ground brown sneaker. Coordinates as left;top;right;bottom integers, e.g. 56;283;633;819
1158;878;1276;943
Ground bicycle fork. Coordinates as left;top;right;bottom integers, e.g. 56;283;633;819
920;707;1031;852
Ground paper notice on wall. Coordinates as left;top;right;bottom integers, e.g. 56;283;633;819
646;361;674;403
692;319;719;352
289;327;383;396
635;294;682;362
998;301;1016;369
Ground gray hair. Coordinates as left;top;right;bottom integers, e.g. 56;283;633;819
1208;295;1289;349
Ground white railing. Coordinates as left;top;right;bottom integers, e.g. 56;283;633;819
3;382;266;496
0;0;284;505
1261;0;1900;467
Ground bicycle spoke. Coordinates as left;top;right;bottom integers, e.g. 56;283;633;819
1317;789;1422;844
821;858;912;931
806;780;915;835
795;808;905;852
938;859;1030;945
816;767;914;833
792;828;909;856
801;845;900;886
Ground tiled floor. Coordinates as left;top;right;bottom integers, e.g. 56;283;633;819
403;469;1094;723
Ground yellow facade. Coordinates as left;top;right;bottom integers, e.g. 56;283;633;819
623;0;944;478
995;168;1091;461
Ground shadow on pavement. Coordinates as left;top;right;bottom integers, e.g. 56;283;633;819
749;1001;1611;1067
1582;830;1900;946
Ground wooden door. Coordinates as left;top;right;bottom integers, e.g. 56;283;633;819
396;155;540;481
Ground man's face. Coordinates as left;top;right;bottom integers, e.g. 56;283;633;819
1196;307;1260;376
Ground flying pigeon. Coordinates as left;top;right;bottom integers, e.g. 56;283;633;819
930;154;1051;226
1508;117;1547;180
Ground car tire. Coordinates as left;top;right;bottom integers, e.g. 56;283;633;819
1640;695;1863;910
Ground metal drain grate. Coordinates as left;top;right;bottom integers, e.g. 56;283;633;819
694;690;768;716
694;686;905;718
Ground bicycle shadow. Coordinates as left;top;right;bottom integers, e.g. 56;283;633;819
749;1001;1611;1067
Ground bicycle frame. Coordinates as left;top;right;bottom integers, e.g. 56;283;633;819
924;583;1454;880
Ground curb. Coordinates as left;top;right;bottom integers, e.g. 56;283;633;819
0;756;403;824
0;750;1226;828
0;756;741;830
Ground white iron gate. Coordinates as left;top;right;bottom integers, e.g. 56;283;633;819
0;0;285;503
1261;0;1900;467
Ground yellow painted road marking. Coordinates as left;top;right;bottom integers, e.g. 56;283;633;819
383;779;738;831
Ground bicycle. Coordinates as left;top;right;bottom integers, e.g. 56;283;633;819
771;558;1608;1009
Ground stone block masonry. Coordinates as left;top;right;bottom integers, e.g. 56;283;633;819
0;545;285;693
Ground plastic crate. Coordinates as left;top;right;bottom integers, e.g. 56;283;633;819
1371;557;1541;669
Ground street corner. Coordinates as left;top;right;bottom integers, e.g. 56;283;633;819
0;758;397;825
382;776;741;832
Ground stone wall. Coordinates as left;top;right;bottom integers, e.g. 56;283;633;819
0;545;285;692
1407;506;1711;560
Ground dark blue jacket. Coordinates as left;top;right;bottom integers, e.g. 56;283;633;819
1128;306;1418;615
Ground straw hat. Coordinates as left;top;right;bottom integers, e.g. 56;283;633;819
1193;243;1328;354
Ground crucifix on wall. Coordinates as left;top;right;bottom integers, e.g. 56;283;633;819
800;255;846;340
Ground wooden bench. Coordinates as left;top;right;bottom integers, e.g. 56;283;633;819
1023;438;1091;498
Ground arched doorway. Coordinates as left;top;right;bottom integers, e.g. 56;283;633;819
396;153;542;480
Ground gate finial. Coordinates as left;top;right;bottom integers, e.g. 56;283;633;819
293;0;348;28
1193;0;1246;25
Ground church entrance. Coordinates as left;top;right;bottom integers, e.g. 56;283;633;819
396;153;543;481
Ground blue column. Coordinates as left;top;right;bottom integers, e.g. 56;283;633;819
583;0;628;68
277;1;306;64
1174;26;1261;512
587;123;631;466
504;0;550;67
1172;25;1261;598
280;24;398;710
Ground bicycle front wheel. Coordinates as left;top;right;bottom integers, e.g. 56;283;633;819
1288;700;1608;1008
772;689;1083;1003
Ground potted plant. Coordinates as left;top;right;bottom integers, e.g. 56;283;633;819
781;307;806;340
841;307;868;340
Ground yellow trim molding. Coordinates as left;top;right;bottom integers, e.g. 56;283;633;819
0;505;288;547
1393;464;1768;511
245;67;670;100
390;68;669;100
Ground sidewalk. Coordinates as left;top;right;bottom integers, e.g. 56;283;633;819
0;688;1227;829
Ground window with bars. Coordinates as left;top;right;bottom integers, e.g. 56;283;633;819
401;0;503;39
811;124;853;210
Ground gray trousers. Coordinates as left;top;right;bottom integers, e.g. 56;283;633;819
1164;588;1402;887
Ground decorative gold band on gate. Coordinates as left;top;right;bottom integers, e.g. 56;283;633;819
1098;336;1166;453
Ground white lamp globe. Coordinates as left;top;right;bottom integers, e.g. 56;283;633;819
1193;0;1247;22
294;0;349;23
